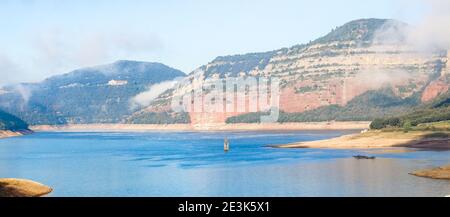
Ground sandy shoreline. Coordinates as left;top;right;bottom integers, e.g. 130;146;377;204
275;131;450;150
30;122;370;132
410;165;450;180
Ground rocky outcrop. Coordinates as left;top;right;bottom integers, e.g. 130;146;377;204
0;178;52;197
421;58;450;102
422;76;449;102
133;19;448;125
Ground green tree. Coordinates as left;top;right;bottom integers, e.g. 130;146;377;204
403;121;412;133
370;118;385;130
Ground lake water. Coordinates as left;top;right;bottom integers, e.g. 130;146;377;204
0;131;449;197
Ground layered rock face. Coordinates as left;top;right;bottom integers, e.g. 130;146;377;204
132;19;449;125
274;42;441;113
421;53;450;102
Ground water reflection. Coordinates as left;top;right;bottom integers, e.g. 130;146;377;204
0;131;448;196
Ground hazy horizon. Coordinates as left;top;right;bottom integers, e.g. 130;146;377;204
0;0;439;85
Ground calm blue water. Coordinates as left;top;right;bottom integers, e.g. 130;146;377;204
0;131;449;197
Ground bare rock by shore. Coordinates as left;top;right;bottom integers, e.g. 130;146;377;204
275;131;450;150
410;165;450;180
0;130;33;139
0;178;52;197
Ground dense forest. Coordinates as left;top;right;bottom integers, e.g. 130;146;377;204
0;109;29;131
127;111;190;124
0;61;185;125
369;91;450;130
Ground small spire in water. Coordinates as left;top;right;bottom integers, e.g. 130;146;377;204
224;137;229;152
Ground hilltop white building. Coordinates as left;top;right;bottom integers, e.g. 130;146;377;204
107;80;128;86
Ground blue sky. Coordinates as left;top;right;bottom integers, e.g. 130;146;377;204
0;0;429;84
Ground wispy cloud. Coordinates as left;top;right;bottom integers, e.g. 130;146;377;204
373;0;450;51
32;28;164;77
0;28;164;86
409;0;450;50
130;77;183;109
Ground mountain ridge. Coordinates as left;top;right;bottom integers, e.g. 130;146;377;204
131;18;449;125
1;18;448;126
0;60;186;124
